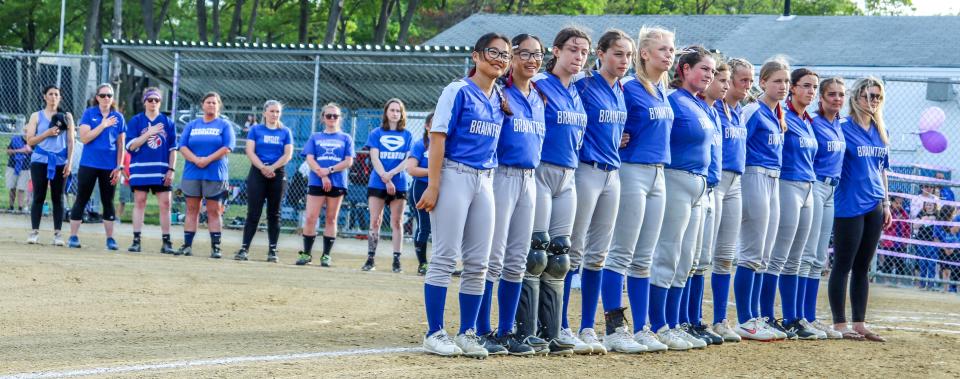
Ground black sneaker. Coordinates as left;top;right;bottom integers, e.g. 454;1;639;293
234;248;248;261
493;333;535;356
523;335;549;355
295;251;311;266
693;323;724;345
417;262;428;276
785;320;819;340
210;246;222;259
772;319;798;340
127;240;141;253
478;332;508;355
320;254;331;267
161;241;175;254
175;245;192;256
547;339;574;355
682;323;712;345
362;257;376;271
392;256;402;273
267;249;278;263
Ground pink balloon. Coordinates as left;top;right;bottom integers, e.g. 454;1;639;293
920;130;948;153
919;106;946;132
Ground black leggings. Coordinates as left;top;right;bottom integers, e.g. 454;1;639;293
30;162;66;230
829;204;884;324
242;166;286;248
70;166;117;222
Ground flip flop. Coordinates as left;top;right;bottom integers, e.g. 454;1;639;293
840;330;865;341
859;331;886;342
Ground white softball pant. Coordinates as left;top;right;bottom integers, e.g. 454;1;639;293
711;171;742;275
694;187;717;274
650;169;707;288
487;166;537;284
767;179;814;276
533;163;576;239
799;180;836;278
604;163;666;278
570;162;620;272
737;166;781;272
425;159;495;295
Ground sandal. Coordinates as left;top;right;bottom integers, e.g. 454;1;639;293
855;329;886;342
840;329;865;341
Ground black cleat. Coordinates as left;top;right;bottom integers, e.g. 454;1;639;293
772;319;798;340
547;339;575;356
127;240;141;253
161;241;175;255
785;320;819;340
362;257;376;271
175;245;192;256
417;262;428;276
210;246;222;259
478;332;508;355
523;335;549;355
319;254;331;267
267;248;278;263
693;323;724;345
392;256;402;273
234;248;248;261
295;251;312;266
493;333;535;356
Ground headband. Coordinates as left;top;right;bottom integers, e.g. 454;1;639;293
142;89;161;102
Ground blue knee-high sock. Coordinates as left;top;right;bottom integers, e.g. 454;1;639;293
760;273;779;321
689;274;705;326
779;274;799;323
679;278;692;325
496;279;522;337
476;280;494;335
804;278;820;322
752;272;763;319
795;277;808;321
579;268;603;331
711;272;732;325
627;276;650;333
666;286;684;328
649;284;669;332
733;266;755;324
601;269;625;312
424;284;447;335
459;292;483;334
562;270;575;330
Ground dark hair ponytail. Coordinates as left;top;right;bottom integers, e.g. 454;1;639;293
670;45;711;89
545;27;591;74
40;85;64;112
423;112;434;148
470;32;513;116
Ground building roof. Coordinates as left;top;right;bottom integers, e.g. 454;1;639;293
426;14;960;68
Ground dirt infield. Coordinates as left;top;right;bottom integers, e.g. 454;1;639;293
1;213;959;378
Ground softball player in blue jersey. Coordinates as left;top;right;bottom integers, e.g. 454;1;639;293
648;46;715;351
68;83;126;250
706;58;752;342
685;59;729;346
365;99;413;273
765;68;820;340
829;77;891;343
600;26;673;353
798;77;846;340
406;112;434;276
733;59;789;341
418;32;511;358
25;85;75;246
528;27;590;355
567;29;633;355
476;34;545;357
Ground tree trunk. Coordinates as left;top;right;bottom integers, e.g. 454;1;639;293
111;0;122;84
212;0;221;42
197;0;207;42
298;0;309;43
246;0;260;41
323;0;343;45
141;0;155;40
82;0;102;55
229;0;246;42
372;0;392;45
397;0;420;45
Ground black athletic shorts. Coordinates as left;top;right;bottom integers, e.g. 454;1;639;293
132;184;172;194
308;185;346;197
368;187;407;203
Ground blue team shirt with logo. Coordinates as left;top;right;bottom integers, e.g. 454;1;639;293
811;112;845;181
432;78;503;170
410;139;429;184
781;105;819;182
620;77;673;165
366;127;413;190
835;116;889;218
532;72;587;169
126;112;176;186
78;107;126;170
178;117;236;181
666;88;713;176
303;131;354;189
716;100;746;174
743;101;784;170
705;103;723;186
574;71;627;169
499;84;545;169
247;124;293;166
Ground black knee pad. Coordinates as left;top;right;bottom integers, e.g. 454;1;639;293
531;231;550;251
526;249;548;276
547;236;571;255
543;252;570;279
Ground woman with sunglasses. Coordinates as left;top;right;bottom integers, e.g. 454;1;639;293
365;98;413;273
418;32;510;358
296;103;354;267
125;87;177;254
234;100;293;262
68;83;126;250
25;85;75;245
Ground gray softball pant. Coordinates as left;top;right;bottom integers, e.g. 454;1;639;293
694;187;717;274
799;180;836;279
767;179;815;276
650;169;707;289
710;171;742;275
737;166;781;272
604;163;666;278
533;163;577;239
570;163;621;272
487;166;537;284
425;159;495;296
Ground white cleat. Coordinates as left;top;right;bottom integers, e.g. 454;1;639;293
603;326;647;354
678;325;707;349
559;327;593;354
27;231;39;244
811;319;843;339
423;329;462;357
735;318;777;341
800;319;827;340
579;328;607;355
635;325;669;352
656;325;692;351
713;320;742;342
52;232;65;247
454;329;489;359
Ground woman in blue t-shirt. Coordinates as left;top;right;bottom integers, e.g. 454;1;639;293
68;83;126;250
364;98;413;273
296;103;355;267
176;92;237;258
234;100;293;263
25;85;75;246
405;112;434;276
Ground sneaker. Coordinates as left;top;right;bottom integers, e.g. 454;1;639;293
579;328;606;355
27;231;39;244
319;254;330;267
161;241;175;254
106;237;118;251
494;333;535;356
454;329;489;359
603;326;647;354
655;325;692;351
735;318;777;341
678;324;708;349
693;323;724;345
392;256;402;273
759;317;787;340
176;245;192;256
559;327;592;354
210;246;222;259
478;332;508;355
547;338;575;355
234;248;249;261
423;329;462;357
362;257;376;271
771;319;798;340
523;335;550;355
418;262;428;276
634;325;669;352
52;233;65;247
267;249;279;263
800;319;827;340
788;319;820;340
296;252;312;265
811;319;842;339
128;240;141;253
713;320;742;342
68;236;81;248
